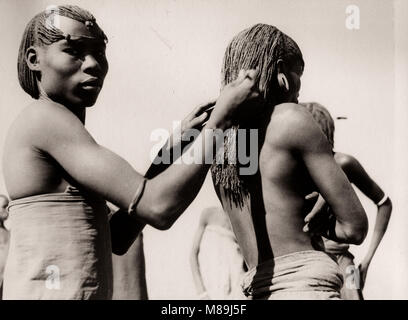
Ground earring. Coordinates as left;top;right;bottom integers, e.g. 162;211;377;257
278;73;289;91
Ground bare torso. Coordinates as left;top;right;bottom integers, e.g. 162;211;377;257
3;102;75;200
214;104;320;269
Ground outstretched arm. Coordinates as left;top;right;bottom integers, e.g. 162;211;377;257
337;154;392;286
32;70;259;253
280;105;368;244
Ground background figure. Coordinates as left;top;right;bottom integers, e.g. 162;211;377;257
190;207;246;300
0;195;10;300
112;233;148;300
303;102;393;300
107;202;148;300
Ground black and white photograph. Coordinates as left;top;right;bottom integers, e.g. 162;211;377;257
0;0;407;305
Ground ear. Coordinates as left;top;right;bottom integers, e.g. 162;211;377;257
276;59;288;75
277;59;290;92
25;46;41;71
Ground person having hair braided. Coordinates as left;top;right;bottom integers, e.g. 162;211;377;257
2;5;259;299
302;102;392;300
210;23;368;300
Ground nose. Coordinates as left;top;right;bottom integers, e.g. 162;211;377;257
82;54;107;77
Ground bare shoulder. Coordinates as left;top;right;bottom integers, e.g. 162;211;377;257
200;207;220;225
199;207;213;225
334;152;360;171
20;100;82;131
334;152;365;180
10;100;93;149
265;103;324;150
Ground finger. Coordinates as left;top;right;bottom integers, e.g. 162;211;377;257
306;218;330;235
200;120;209;127
245;69;260;81
304;209;319;223
186;101;215;121
304;214;313;224
237;69;246;81
239;72;260;94
305;218;320;232
233;69;253;86
203;105;215;116
194;101;217;116
304;203;328;223
241;69;258;84
189;112;209;128
200;115;213;127
303;223;309;233
305;192;319;200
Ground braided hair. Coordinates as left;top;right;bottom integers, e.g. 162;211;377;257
211;23;304;207
221;23;304;106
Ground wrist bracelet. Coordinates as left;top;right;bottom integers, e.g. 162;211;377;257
128;178;147;216
376;193;388;206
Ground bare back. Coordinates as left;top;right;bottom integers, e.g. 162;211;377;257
214;103;364;269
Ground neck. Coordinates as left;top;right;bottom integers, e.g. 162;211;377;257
240;102;274;129
38;83;86;124
38;96;86;124
71;107;86;124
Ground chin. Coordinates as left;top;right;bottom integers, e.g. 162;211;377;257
84;100;98;107
78;95;99;108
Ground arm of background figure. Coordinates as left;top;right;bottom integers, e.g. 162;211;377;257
337;154;392;283
190;210;211;299
276;105;368;244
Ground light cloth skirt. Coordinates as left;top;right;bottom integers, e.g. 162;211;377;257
198;225;246;299
3;186;113;300
322;237;362;300
241;250;343;300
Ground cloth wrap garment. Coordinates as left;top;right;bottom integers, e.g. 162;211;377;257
241;250;343;300
322;237;362;300
2;186;113;299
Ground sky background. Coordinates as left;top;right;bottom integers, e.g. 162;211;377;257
0;0;407;299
